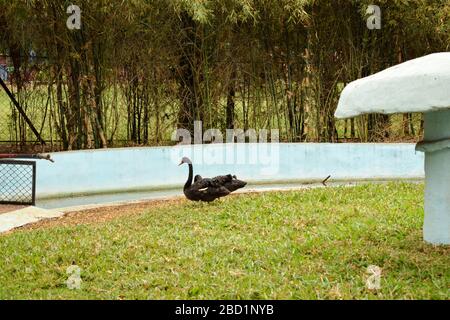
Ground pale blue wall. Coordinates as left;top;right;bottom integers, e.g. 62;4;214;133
35;143;425;199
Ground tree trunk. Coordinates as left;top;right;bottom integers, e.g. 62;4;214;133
226;67;236;130
177;11;201;136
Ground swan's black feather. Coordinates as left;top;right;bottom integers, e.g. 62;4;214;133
223;178;247;192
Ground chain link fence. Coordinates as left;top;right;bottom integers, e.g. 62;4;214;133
0;160;36;205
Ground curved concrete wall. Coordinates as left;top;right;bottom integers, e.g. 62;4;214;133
35;143;424;199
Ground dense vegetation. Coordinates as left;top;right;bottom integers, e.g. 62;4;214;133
0;0;448;150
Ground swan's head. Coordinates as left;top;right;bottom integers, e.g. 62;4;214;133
178;157;192;166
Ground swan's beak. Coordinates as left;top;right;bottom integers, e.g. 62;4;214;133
178;161;183;166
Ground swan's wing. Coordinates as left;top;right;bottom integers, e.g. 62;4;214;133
187;182;230;201
223;178;247;193
189;175;237;199
191;178;210;190
194;177;226;189
206;186;230;197
211;174;233;186
208;174;247;192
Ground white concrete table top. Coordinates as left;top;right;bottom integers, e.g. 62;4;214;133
335;52;450;118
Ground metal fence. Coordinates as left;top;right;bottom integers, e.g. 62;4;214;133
0;54;57;154
0;81;52;153
0;160;36;205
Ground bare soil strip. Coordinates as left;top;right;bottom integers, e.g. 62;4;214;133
19;198;187;232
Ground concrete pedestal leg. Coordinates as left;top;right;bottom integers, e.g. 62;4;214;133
422;110;450;245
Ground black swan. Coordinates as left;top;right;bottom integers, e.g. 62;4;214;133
179;157;247;202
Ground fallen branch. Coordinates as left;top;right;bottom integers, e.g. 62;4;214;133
322;175;331;186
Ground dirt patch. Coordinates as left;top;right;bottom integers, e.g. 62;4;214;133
0;205;26;214
20;198;187;231
11;189;288;233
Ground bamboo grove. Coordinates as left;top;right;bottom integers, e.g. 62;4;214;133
0;0;448;150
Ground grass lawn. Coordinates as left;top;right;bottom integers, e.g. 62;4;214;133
0;182;448;300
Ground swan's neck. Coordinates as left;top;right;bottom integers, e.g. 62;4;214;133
184;164;193;190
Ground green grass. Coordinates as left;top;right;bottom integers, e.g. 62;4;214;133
0;182;449;299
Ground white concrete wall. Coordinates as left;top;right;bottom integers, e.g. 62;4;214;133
423;110;450;244
35;143;425;199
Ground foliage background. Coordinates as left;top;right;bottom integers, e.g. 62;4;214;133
0;0;448;150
